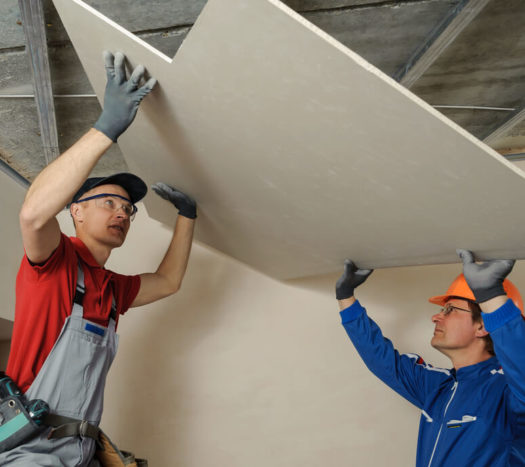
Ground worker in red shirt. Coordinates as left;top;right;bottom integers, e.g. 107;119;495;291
0;52;195;465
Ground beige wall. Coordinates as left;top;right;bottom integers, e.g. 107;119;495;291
0;155;521;465
57;208;525;466
0;190;522;465
2;158;524;465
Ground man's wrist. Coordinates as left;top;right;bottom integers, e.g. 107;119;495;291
338;296;355;311
479;295;508;314
91;126;114;144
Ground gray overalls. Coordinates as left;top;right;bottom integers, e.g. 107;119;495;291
0;261;118;466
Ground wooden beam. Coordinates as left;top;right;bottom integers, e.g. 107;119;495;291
496;147;525;156
484;107;525;146
494;146;525;162
394;0;491;88
18;0;59;164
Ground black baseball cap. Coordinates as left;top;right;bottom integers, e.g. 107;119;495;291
71;172;147;205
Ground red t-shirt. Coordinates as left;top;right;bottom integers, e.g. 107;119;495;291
7;234;141;392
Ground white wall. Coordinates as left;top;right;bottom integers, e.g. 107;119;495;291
56;207;525;466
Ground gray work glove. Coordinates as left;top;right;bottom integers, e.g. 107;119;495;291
335;259;373;300
94;51;157;142
152;182;197;219
457;249;515;303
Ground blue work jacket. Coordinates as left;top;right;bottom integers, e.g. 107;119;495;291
340;299;525;466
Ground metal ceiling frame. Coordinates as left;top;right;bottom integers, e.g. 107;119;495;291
8;0;523;175
0;158;30;189
394;0;524;153
484;107;525;146
394;0;491;88
18;0;60;165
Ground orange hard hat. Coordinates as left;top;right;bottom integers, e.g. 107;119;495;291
428;273;524;313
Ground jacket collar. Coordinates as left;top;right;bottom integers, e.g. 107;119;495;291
451;356;500;381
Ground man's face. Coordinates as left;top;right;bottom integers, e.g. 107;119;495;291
72;184;133;248
430;298;483;356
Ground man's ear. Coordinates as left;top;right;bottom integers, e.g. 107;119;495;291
475;321;489;338
70;204;83;224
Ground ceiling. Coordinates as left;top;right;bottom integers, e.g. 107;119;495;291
1;0;525;184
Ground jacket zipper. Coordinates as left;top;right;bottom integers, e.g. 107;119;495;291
427;380;458;467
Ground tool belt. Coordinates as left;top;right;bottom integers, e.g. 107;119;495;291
0;375;146;466
0;372;49;453
44;413;147;466
0;395;46;453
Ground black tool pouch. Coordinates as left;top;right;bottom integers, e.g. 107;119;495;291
0;396;43;453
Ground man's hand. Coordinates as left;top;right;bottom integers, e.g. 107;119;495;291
335;259;373;300
457;249;515;303
152;182;197;219
94;51;157;142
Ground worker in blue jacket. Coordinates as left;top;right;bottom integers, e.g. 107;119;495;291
336;249;525;466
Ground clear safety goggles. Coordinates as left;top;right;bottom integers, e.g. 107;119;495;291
75;193;138;221
439;304;472;316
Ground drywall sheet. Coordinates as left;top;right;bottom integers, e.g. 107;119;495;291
53;0;525;280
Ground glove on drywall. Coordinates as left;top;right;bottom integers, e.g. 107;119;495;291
152;182;197;219
457;248;515;303
94;51;157;142
335;259;373;300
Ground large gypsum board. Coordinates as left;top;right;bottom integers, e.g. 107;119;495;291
53;0;525;279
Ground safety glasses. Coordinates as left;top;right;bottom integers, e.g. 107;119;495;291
439;304;472;316
75;193;137;221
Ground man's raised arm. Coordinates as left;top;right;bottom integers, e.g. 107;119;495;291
19;51;156;263
457;249;516;313
458;248;525;404
131;183;197;307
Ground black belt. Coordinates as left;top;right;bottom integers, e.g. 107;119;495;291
44;413;100;441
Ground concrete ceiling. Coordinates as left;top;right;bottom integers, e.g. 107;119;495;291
1;0;525;182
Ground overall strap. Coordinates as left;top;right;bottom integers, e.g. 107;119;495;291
72;258;117;330
108;296;117;332
71;261;85;319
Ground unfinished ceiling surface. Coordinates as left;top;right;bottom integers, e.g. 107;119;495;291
1;0;525;278
46;0;525;280
1;0;525;182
